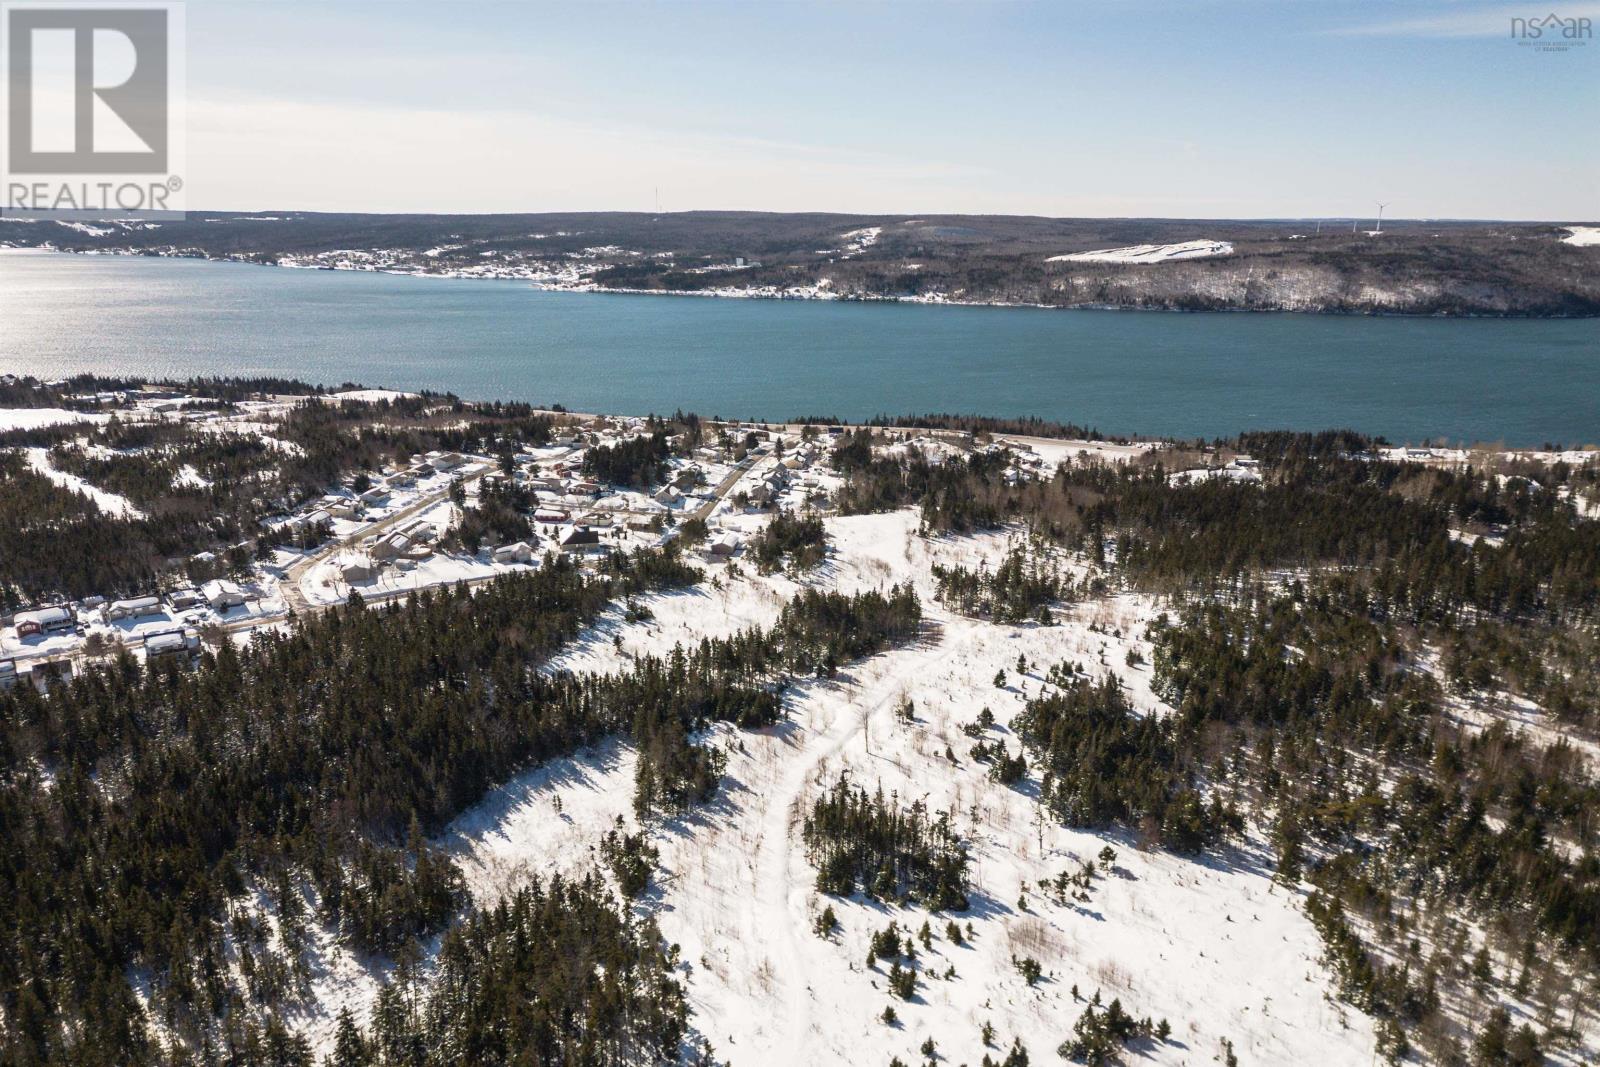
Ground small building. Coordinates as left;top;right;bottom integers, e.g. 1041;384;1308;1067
26;659;73;692
368;532;411;561
400;520;438;544
653;485;682;505
534;508;571;524
106;596;162;622
14;606;74;637
167;587;205;611
559;526;605;553
200;579;247;610
339;555;377;582
708;531;742;558
144;630;196;660
492;541;535;564
0;660;16;690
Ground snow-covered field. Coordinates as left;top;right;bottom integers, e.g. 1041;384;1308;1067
0;407;108;432
1168;464;1262;485
422;511;1380;1067
998;435;1162;467
1048;240;1234;265
1562;226;1600;247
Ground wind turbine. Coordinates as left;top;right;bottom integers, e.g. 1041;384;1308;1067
1375;202;1389;235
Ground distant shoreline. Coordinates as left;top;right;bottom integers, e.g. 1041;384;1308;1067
6;244;1596;320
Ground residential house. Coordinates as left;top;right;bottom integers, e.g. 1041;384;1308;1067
492;541;535;564
144;630;197;660
166;587;205;611
14;606;73;637
368;532;411;561
346;558;378;585
106;596;162;622
559;526;606;553
200;579;247;610
708;531;742;558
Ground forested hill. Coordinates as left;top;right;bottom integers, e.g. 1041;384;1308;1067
4;211;1597;316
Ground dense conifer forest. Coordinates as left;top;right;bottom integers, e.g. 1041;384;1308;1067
803;775;971;910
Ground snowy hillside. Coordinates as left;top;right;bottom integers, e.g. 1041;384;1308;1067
422;513;1376;1066
1048;240;1234;264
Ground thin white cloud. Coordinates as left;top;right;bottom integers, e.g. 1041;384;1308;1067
184;93;991;214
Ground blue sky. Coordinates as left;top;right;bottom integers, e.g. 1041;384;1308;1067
184;0;1597;219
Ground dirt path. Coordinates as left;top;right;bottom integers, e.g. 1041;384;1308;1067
745;612;949;1063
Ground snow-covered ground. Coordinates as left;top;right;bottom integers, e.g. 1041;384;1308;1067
1561;226;1600;247
424;511;1380;1067
998;436;1162;468
327;388;418;403
1049;240;1234;265
1168;464;1262;485
23;447;145;518
0;407;108;432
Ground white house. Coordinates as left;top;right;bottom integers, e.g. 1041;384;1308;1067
492;541;535;564
106;596;162;622
200;579;247;610
339;555;377;582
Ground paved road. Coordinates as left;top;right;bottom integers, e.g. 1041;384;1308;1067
278;465;491;614
693;454;759;521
